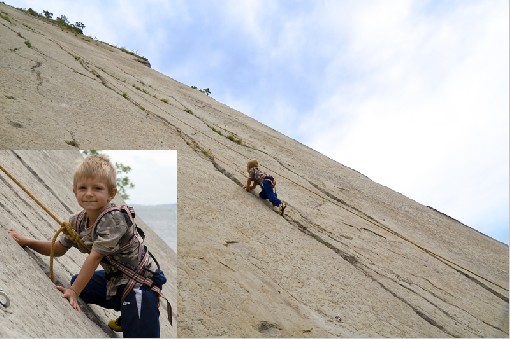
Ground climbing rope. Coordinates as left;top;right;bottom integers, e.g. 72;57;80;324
0;163;88;282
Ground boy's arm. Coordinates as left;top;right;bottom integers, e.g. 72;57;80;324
57;250;104;311
243;177;257;191
7;229;68;256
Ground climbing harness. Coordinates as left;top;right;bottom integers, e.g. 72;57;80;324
0;163;173;325
0;289;10;308
74;204;172;325
264;176;276;189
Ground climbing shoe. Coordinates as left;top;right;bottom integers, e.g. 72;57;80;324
279;201;287;216
108;316;122;332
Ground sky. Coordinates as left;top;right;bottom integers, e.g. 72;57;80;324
100;150;177;205
7;0;508;244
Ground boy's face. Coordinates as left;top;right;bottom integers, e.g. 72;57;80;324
74;176;116;214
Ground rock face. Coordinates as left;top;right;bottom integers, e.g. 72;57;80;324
0;151;176;337
1;3;508;338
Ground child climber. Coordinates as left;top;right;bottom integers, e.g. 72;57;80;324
243;159;287;215
7;154;166;338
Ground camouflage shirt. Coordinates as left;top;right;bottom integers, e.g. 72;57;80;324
59;203;157;298
248;167;268;186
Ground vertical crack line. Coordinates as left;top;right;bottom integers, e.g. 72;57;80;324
284;213;358;265
357;264;456;337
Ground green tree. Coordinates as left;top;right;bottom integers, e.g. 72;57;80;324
80;150;134;200
42;10;53;19
115;162;134;200
74;22;85;32
56;15;69;25
81;150;100;156
26;8;38;16
191;85;211;96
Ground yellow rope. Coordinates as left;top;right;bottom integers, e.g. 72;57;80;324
0;163;89;283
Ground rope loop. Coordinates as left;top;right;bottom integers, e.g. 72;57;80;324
61;221;82;246
49;221;90;282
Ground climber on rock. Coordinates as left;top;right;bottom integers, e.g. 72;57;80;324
7;154;167;338
243;159;287;216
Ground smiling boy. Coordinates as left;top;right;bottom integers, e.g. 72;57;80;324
8;154;166;338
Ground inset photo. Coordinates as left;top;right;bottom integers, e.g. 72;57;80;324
0;150;176;338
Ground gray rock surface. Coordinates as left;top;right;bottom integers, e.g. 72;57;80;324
1;3;508;337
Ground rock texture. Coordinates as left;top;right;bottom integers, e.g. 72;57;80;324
0;150;176;337
1;3;508;338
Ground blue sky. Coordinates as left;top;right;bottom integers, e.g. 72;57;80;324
7;0;509;244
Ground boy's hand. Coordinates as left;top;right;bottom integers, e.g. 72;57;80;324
7;228;30;246
56;285;80;311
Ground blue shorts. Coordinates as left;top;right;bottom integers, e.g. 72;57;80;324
259;178;281;207
71;270;165;338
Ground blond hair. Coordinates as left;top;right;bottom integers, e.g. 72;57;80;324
247;159;259;171
74;154;116;192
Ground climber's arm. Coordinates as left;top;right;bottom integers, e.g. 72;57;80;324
7;228;68;256
243;177;257;191
57;250;103;311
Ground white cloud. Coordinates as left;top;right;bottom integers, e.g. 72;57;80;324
301;0;509;240
102;150;177;205
222;0;277;49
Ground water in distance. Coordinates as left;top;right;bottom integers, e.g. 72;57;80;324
131;204;177;252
